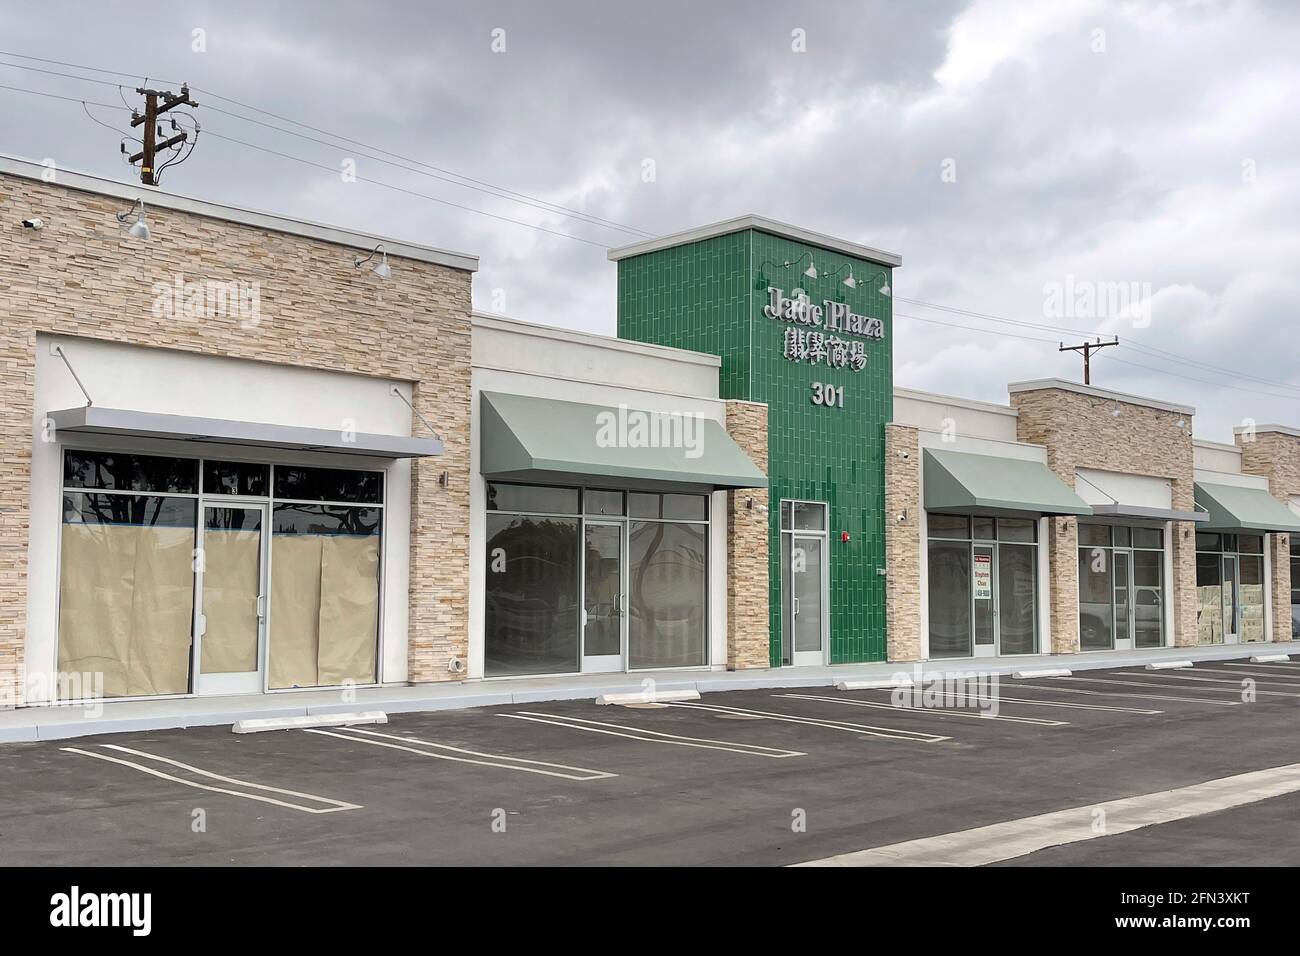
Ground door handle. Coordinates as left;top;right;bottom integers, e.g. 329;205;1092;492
794;597;800;617
614;594;622;616
256;594;266;622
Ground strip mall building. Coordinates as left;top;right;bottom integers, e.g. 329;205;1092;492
2;154;1298;718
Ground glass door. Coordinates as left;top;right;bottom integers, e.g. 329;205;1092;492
1113;550;1132;651
582;520;625;673
791;534;827;666
1222;554;1240;643
195;503;267;695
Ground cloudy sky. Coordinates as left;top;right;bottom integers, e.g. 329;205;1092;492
2;0;1298;439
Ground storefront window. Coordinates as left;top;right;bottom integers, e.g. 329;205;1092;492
59;491;197;697
629;520;707;668
203;460;269;496
1197;533;1267;643
1291;536;1300;639
485;483;709;676
926;513;1038;658
484;511;580;677
1077;522;1164;650
57;453;385;699
268;500;382;688
928;540;971;658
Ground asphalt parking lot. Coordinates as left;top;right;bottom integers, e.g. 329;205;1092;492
1;660;1298;866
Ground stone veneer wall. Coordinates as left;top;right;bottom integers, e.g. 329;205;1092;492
1237;431;1300;642
0;174;473;703
884;424;921;661
724;400;770;669
1011;387;1198;652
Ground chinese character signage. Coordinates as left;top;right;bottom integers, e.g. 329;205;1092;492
763;286;885;372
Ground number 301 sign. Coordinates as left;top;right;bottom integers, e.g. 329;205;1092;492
810;382;844;408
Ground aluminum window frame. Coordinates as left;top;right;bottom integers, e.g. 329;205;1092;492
54;447;388;703
483;481;711;678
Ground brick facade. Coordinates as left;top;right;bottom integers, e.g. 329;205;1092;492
884;424;921;661
1237;429;1300;642
724;400;770;669
1011;385;1198;651
0;173;473;703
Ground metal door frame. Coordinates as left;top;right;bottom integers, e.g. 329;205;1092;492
581;518;626;673
193;498;269;696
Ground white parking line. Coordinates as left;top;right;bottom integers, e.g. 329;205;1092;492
1190;666;1300;682
849;685;1167;714
666;701;950;743
1220;660;1300;668
1053;674;1299;698
1104;671;1300;695
500;712;806;757
1007;682;1241;706
62;744;361;814
794;761;1300;867
774;693;1069;725
305;726;617;780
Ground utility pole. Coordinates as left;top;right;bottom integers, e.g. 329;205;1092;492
128;84;197;185
1059;337;1119;385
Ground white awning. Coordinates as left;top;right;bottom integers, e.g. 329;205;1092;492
47;406;442;459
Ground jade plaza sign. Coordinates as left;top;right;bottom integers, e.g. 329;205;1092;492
763;286;886;406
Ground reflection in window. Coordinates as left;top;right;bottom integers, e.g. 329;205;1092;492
274;466;382;504
928;541;971;658
1190;548;1222;647
484;515;580;676
628;521;707;669
63;451;197;494
998;544;1036;654
1291;537;1300;639
1078;546;1113;650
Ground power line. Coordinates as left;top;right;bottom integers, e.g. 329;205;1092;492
2;58;1297;406
0;50;651;239
895;293;1300;396
200;129;610;247
0;80;610;248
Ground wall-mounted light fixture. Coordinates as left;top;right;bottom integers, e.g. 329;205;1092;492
116;199;151;240
354;243;392;279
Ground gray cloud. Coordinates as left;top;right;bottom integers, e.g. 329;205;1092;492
2;0;1298;438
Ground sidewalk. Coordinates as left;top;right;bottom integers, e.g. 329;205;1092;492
2;641;1294;743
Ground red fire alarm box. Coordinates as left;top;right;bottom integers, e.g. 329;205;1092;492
841;530;851;543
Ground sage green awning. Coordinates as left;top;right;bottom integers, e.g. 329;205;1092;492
923;449;1092;517
1194;481;1300;533
480;391;767;489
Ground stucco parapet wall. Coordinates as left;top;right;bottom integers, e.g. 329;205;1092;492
1008;378;1194;417
893;386;1018;417
471;312;721;367
0;153;478;272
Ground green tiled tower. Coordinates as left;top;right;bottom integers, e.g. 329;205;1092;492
612;216;899;665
